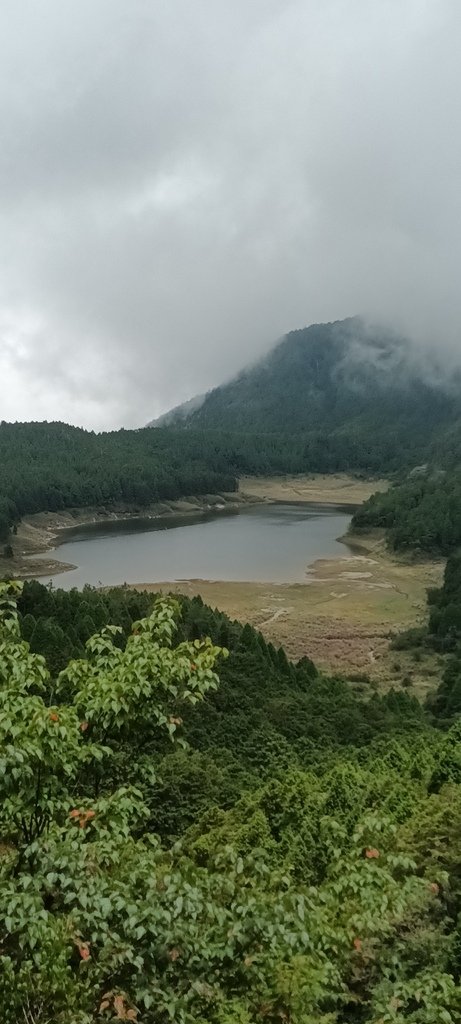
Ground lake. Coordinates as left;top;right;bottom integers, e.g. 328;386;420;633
35;503;353;590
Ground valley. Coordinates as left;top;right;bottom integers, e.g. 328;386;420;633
5;3;461;1014
2;332;461;1021
12;470;444;692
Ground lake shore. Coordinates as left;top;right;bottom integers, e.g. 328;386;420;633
3;470;445;693
130;526;444;698
3;472;385;579
4;490;258;579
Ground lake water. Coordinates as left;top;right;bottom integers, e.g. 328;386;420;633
34;503;353;590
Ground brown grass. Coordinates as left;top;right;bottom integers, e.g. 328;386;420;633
13;471;443;695
128;475;444;694
239;473;388;505
131;530;444;697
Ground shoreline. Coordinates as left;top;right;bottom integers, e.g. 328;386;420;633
132;529;443;696
1;470;445;692
3;473;386;580
4;490;258;579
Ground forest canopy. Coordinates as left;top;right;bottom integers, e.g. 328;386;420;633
0;418;407;545
351;470;461;555
3;578;461;1023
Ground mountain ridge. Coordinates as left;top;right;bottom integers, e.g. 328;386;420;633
149;316;460;442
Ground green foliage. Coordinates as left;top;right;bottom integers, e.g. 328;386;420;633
157;318;461;474
0;411;400;549
15;581;429;848
428;552;461;649
0;421;242;539
1;580;461;1020
352;471;461;555
6;319;461;546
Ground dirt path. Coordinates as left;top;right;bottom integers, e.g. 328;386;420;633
132;532;444;697
121;474;443;696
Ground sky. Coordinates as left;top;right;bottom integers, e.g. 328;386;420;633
1;0;460;430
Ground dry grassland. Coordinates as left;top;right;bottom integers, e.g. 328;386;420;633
132;476;444;697
239;473;388;505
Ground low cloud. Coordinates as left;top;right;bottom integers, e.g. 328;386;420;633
1;0;461;428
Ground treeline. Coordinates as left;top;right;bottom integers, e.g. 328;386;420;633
386;550;461;726
18;581;422;808
428;552;461;649
3;580;461;1021
352;469;461;554
350;474;461;725
0;422;237;541
0;419;403;545
412;553;461;724
5;412;461;549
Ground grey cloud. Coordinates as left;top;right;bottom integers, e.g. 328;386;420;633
1;0;461;428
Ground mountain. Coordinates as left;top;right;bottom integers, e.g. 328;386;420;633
149;316;461;446
147;392;206;428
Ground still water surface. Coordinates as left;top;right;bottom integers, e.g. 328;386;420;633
36;503;353;590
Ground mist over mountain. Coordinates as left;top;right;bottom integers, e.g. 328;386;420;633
149;317;461;445
151;393;207;428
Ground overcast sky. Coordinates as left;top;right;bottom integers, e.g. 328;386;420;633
1;0;460;429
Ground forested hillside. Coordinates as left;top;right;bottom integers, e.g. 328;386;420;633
0;417;403;547
151;317;461;461
0;423;230;542
352;470;461;555
3;577;461;1022
4;317;461;551
0;422;320;544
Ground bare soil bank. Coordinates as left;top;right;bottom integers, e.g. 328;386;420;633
132;527;444;698
3;491;255;579
4;472;443;696
128;473;442;696
3;472;384;579
239;473;388;505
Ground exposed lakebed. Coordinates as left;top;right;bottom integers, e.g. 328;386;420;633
33;502;353;589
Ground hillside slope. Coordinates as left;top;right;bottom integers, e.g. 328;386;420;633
151;317;461;447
